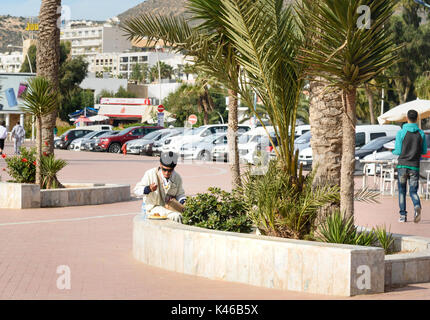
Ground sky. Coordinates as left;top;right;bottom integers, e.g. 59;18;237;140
0;0;143;21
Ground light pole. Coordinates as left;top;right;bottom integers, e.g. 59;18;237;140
155;45;162;105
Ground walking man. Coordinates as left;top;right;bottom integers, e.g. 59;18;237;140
393;109;427;223
0;121;7;155
11;122;25;155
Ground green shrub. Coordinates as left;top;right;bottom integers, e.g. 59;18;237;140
4;147;37;183
182;187;253;233
57;125;74;137
40;155;67;189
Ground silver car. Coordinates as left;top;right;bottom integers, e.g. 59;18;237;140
180;133;228;161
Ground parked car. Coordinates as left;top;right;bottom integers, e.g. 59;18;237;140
97;126;164;153
162;124;251;154
69;130;112;151
354;136;396;171
179;133;228;161
294;130;311;155
57;128;95;150
152;129;188;157
238;126;277;165
127;128;183;155
91;131;119;152
298;124;401;170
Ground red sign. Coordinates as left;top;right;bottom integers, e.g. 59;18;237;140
188;114;198;125
157;105;165;113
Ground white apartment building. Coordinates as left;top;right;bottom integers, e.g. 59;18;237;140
118;50;189;80
0;52;23;73
93;53;120;77
60;21;131;72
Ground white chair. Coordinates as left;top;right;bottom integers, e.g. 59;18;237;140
380;162;396;196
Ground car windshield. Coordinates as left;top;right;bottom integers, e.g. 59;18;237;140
295;131;311;144
99;131;117;138
360;136;394;150
117;127;136;136
142;130;161;140
239;134;252;144
187;127;206;136
202;134;219;143
83;131;99;139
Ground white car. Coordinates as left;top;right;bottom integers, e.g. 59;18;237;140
238;126;276;165
162;125;250;154
180;133;227;161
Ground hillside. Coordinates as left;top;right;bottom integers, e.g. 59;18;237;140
0;15;32;53
118;0;295;24
118;0;190;22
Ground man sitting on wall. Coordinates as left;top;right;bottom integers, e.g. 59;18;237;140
134;151;185;223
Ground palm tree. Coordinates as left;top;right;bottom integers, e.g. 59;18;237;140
299;0;398;219
37;0;61;157
122;0;244;188
20;77;59;186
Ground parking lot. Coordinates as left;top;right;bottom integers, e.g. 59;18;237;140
1;140;430;299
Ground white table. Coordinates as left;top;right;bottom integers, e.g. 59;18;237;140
359;159;397;194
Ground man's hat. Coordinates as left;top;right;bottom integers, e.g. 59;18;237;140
160;151;179;168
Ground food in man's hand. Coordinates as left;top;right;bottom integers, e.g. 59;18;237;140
153;213;160;217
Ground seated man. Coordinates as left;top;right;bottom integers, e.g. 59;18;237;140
134;151;185;222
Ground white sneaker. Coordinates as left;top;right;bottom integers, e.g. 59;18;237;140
414;206;422;223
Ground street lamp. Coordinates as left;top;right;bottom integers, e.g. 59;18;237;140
155;45;162;105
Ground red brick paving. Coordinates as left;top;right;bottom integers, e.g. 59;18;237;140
1;141;430;299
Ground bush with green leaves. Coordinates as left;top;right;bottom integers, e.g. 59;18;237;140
238;160;340;240
4;147;37;183
3;147;67;189
182;187;253;233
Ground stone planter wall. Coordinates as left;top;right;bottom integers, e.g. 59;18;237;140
133;216;385;297
0;182;130;208
0;182;40;209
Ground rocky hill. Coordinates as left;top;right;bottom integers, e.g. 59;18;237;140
118;0;295;24
0;15;34;53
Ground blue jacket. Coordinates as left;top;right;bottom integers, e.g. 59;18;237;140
393;123;427;168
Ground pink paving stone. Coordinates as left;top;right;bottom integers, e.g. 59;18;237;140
0;141;430;299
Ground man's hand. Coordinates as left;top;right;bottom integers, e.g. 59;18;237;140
149;183;158;192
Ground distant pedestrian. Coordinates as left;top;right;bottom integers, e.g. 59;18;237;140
393;109;427;223
11;122;26;155
0;121;7;155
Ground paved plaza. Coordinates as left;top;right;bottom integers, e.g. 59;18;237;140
0;141;430;299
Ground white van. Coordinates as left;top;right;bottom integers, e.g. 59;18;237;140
295;125;310;138
298;124;401;169
79;124;113;131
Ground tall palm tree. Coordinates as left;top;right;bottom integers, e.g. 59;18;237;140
20;77;59;186
122;0;244;188
37;0;61;157
299;0;398;219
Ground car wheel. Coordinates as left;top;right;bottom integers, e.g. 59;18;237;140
199;150;211;161
108;143;121;153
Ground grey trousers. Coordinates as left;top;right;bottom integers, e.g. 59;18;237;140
14;138;23;154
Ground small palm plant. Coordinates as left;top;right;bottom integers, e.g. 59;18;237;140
20;76;59;187
40;155;67;189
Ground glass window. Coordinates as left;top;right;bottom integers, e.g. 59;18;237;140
356;132;366;148
131;128;144;136
370;132;386;140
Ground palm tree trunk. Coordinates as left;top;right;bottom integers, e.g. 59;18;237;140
364;83;376;124
309;78;343;188
340;89;357;220
37;0;61;157
227;90;241;189
36;117;43;187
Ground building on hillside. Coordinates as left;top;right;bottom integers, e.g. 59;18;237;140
0;52;23;73
60;20;132;72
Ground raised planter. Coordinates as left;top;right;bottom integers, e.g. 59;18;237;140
0;182;130;208
385;234;430;289
133;216;386;297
